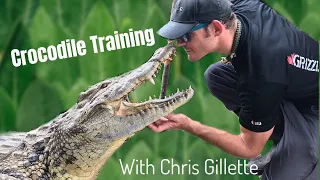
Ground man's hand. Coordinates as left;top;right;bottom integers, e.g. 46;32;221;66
147;113;191;132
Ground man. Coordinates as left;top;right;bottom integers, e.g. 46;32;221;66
148;0;319;179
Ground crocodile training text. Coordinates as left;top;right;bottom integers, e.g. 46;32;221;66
11;28;155;67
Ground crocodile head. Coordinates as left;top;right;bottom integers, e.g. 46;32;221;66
74;42;193;141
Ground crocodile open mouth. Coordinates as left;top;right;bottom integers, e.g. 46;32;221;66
115;48;194;117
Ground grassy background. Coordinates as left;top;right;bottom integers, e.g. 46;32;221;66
0;0;319;179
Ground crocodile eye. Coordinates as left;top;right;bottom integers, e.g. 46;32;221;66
100;82;110;89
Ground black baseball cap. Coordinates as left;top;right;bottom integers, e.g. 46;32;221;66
158;0;233;40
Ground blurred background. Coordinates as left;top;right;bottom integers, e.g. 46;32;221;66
0;0;319;179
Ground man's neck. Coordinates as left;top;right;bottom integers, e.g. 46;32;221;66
217;20;238;55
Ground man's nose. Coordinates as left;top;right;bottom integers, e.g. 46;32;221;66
176;39;187;47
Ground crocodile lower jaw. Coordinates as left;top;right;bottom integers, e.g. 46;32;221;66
116;86;194;116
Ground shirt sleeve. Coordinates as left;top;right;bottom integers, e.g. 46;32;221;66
238;78;285;132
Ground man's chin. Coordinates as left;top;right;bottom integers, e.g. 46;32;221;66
187;55;196;62
187;54;202;62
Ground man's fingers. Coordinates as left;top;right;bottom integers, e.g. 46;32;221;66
165;113;175;119
147;123;157;129
147;122;172;132
155;119;170;126
150;118;168;127
159;117;169;121
156;123;173;132
147;124;162;132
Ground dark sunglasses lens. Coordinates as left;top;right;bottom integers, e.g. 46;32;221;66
182;33;190;42
176;32;191;43
183;34;188;42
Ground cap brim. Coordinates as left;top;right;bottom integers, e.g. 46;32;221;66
157;21;197;40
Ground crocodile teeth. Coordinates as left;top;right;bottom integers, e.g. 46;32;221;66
148;77;155;85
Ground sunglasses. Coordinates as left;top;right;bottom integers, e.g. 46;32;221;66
177;23;210;43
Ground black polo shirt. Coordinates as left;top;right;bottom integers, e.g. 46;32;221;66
231;0;319;132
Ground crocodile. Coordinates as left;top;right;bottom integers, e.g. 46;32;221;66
0;43;194;180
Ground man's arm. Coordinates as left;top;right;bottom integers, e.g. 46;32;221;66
148;113;274;159
183;117;273;158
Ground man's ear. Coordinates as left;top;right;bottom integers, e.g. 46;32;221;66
211;20;224;36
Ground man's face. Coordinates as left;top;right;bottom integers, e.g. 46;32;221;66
176;26;216;62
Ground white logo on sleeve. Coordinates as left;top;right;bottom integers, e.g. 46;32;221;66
287;53;319;72
251;121;262;126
